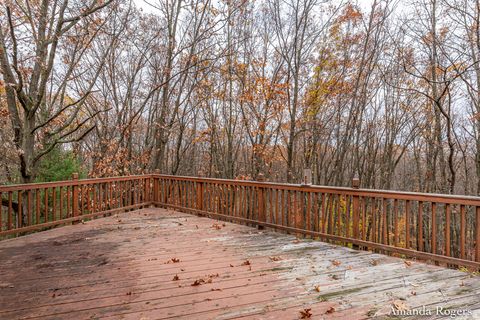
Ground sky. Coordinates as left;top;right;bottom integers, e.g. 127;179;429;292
131;0;379;14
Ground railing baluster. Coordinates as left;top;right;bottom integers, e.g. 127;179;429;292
313;192;319;232
44;188;49;223
336;194;341;236
362;197;367;241
18;191;23;228
382;198;387;245
445;204;451;257
346;195;351;239
72;174;79;218
52;188;56;221
432;202;437;255
28;190;33;226
460;205;466;259
476;206;480;262
8;191;13;230
372;198;377;243
393;199;399;247
418;201;423;251
405;200;410;249
59;187;64;219
35;189;39;225
321;193;326;233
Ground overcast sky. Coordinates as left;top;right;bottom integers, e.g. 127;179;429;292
132;0;379;14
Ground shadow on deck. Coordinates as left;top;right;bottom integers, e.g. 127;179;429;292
0;208;479;319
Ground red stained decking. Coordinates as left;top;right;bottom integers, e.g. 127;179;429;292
0;208;479;320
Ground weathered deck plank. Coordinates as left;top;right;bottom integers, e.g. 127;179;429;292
0;208;479;319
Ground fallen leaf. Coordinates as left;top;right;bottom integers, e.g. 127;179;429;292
325;307;335;314
212;223;222;230
192;279;205;286
165;258;180;264
269;256;282;261
300;308;312;318
393;300;409;311
331;260;341;267
404;260;412;267
172;274;180;281
314;285;321;292
370;259;378;266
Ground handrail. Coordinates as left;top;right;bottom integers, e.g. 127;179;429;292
152;174;480;206
1;173;480;269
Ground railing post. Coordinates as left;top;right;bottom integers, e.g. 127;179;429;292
153;170;160;205
352;177;360;247
144;175;150;204
72;173;79;218
196;182;204;211
257;174;266;228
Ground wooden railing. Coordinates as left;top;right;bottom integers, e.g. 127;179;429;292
0;174;151;237
1;173;480;269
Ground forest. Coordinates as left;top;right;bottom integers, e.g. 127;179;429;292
1;0;480;196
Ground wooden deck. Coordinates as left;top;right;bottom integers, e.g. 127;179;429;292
0;208;479;320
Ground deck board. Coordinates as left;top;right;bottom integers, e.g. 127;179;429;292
0;208;479;319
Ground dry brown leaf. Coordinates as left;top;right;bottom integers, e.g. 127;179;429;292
331;260;341;267
393;300;409;311
269;256;282;261
164;257;180;264
325;307;336;314
300;308;312;318
314;285;321;292
404;260;412;267
191;279;205;286
212;223;222;230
